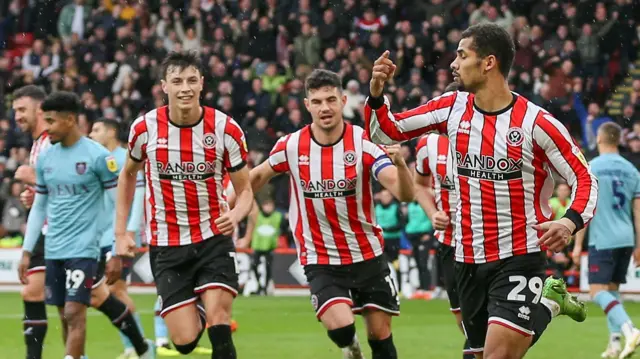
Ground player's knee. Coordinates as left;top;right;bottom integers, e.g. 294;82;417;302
63;304;85;329
327;323;356;348
21;282;44;302
206;307;231;326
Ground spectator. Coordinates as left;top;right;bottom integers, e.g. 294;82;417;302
1;179;26;238
57;0;91;44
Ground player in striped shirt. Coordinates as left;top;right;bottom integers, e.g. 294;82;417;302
365;23;597;358
113;51;254;359
12;85;51;359
248;69;414;359
415;131;475;359
572;123;640;359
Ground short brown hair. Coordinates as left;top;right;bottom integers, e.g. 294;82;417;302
598;122;622;145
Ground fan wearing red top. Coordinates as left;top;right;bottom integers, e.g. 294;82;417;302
111;51;254;359
247;69;414;359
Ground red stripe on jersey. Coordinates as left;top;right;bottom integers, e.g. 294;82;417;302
290;174;307;265
456;98;475;263
130;120;148;160
299;129;329;264
320;146;352;264
479;116;499;260
343;125;375;260
436;136;453;246
372;93;456;140
535;114;594;214
204;108;221;234
145;159;158;245
508;98;528;255
156;109;180;245
532;142;550;238
417;136;430;176
179;126;203;243
360;151;382;258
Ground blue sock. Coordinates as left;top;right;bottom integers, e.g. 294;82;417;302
119;312;144;350
608;291;622;335
154;297;168;340
595;291;632;331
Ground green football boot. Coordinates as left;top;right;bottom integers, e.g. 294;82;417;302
542;276;587;322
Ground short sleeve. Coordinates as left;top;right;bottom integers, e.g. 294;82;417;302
223;117;248;172
362;139;392;181
94;150;119;189
34;153;48;194
634;169;640;199
415;136;430;176
268;135;291;173
135;170;145;188
128;116;148;162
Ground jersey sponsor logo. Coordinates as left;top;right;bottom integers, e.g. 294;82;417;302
157;161;216;180
457;120;471;135
437;174;455;190
76;162;87;175
47;183;91;196
300;178;357;198
456;152;523;181
343;150;357;166
106;156;118;173
203;133;216;149
506;127;525;146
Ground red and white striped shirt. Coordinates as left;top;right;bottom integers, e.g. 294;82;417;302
128;106;248;247
268;123;392;266
415;134;457;247
366;91;598;264
29;131;51;167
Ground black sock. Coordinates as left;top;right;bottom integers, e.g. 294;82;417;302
368;334;398;359
97;295;148;355
530;303;553;347
24;301;47;359
463;338;475;358
208;325;236;359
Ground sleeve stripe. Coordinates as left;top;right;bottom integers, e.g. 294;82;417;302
35;189;48;194
103;178;118;185
535;113;597;224
226;161;247;173
104;183;117;189
373;162;392;179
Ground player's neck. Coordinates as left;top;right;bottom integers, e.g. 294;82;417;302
105;139;120;152
473;81;513;114
310;121;345;146
61;128;82;147
168;104;202;126
598;145;619;154
31;120;47;140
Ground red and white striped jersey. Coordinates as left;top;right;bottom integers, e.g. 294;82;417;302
29;131;51;167
268;123;393;266
415;134;457;247
128;106;248;247
366;91;598;264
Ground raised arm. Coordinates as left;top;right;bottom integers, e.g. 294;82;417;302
365;51;455;144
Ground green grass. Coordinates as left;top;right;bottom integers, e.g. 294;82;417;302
0;292;636;358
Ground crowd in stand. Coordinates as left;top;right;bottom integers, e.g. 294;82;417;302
0;0;638;287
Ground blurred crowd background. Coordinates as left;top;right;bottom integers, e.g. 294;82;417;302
0;0;639;290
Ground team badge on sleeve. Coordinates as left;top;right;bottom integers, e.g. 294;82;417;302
572;146;588;167
106;156;119;173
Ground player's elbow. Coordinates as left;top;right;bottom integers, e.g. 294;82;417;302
396;186;415;203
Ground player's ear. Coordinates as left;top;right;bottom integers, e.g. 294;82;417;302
160;79;168;95
303;98;310;112
484;55;497;74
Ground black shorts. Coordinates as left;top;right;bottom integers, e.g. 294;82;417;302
437;244;460;313
304;255;400;319
384;240;400;262
588;246;633;285
150;235;239;318
455;252;546;352
45;258;97;307
27;234;46;276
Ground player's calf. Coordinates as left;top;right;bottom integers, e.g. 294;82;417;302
202;288;237;359
319;302;364;358
363;310;397;359
22;272;47;359
63;302;87;358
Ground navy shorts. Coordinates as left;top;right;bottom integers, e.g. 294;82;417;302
588;246;633;285
94;247;134;287
45;258;97;307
